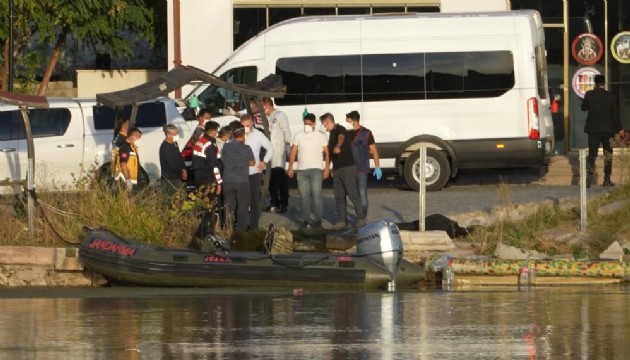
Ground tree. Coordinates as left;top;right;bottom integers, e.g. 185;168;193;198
0;0;154;94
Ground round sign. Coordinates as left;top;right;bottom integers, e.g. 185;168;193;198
571;67;601;99
611;31;630;64
571;33;604;65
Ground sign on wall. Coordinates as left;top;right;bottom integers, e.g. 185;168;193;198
571;67;601;98
611;31;630;64
571;33;604;65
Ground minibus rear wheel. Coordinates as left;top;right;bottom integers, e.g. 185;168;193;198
403;148;450;191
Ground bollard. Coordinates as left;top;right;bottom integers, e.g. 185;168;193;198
418;146;426;232
579;148;588;231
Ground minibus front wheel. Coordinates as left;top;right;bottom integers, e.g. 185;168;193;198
403;148;450;192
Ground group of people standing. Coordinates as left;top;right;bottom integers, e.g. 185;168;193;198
289;110;381;230
112;97;383;233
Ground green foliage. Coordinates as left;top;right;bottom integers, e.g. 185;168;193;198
0;0;155;90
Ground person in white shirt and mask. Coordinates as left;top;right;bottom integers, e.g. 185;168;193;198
287;113;330;230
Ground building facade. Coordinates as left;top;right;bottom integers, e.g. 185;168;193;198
167;0;628;152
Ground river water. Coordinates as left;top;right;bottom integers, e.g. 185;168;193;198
1;285;629;359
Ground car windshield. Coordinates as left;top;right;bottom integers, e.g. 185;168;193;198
196;66;257;117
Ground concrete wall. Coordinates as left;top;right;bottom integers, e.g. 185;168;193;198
76;70;167;98
0;246;105;287
167;0;233;97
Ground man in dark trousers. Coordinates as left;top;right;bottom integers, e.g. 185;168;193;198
581;75;625;187
192;121;222;198
221;125;256;233
320;112;365;230
159;124;187;196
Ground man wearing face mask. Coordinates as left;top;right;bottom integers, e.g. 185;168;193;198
241;114;273;230
346;110;382;218
192;121;222;197
115;127;143;192
182;109;213;168
320;113;365;230
287;113;330;230
159;124;187;196
262;97;292;213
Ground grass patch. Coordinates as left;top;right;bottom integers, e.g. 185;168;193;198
0;164;330;250
466;181;630;259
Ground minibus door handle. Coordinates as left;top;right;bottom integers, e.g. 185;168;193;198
57;144;75;148
0;147;16;152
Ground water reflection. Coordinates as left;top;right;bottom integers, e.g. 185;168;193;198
1;286;629;359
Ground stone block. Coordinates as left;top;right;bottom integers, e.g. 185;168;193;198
400;230;455;252
54;248;84;271
600;241;624;260
48;272;94;287
13;266;49;286
597;200;630;216
0;246;55;266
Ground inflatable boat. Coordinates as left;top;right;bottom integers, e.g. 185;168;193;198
78;221;424;290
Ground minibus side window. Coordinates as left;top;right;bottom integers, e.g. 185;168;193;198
426;51;514;99
276;55;361;106
363;53;425;102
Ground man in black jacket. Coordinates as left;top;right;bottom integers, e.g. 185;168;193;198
581;75;625;187
159;124;187;196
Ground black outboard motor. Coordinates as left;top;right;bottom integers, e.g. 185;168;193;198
189;209;230;254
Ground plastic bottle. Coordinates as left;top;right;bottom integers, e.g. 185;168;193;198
442;259;455;288
518;261;529;286
528;260;536;285
431;255;450;272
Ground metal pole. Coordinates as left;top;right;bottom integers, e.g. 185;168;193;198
562;0;570;154
129;103;139;127
604;0;608;88
8;0;15;92
20;107;35;236
579;149;588;231
418;147;426;232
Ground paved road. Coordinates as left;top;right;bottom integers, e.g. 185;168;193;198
259;171;611;230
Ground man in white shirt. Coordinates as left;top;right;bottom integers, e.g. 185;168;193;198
241;114;273;230
287;113;330;230
262;97;292;213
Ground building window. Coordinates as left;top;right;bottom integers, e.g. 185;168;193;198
372;7;405;14
268;7;301;26
303;7;335;16
338;7;370;15
233;8;266;49
407;6;440;13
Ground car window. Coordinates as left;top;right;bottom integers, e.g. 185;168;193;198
93;102;167;129
0;109;71;140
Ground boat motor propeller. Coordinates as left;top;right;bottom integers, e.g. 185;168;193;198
356;221;404;291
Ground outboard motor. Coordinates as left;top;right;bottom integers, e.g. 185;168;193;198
356;221;404;291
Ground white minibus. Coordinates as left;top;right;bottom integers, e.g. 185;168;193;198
187;10;554;191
